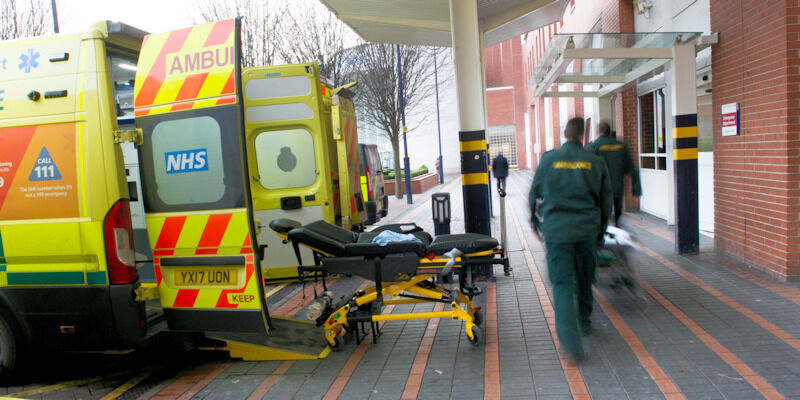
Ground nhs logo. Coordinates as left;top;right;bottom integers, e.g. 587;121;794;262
165;149;208;174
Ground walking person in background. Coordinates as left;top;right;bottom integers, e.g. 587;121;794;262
530;117;613;362
588;121;641;226
491;151;509;192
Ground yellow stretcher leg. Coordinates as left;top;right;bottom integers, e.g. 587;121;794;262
322;275;482;348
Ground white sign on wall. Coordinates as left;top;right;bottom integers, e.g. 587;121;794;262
721;102;739;137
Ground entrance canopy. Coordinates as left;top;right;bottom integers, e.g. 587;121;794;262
532;32;703;98
318;0;568;46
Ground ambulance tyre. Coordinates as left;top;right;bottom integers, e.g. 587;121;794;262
468;326;481;346
0;314;19;382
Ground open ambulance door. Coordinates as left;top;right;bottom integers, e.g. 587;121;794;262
134;19;328;360
241;63;334;281
330;85;367;229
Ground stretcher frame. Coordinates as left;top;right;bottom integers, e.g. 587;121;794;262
276;232;509;348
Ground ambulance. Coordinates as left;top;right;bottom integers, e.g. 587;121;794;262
0;18;363;378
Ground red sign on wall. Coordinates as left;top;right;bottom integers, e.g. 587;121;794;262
721;103;739;137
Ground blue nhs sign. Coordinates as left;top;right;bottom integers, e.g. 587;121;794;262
165;149;208;174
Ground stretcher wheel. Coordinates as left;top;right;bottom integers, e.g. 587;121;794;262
330;336;343;352
472;310;483;327
468;325;481;346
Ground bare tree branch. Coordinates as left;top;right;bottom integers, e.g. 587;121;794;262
0;0;49;40
193;0;284;67
345;43;441;198
276;1;353;86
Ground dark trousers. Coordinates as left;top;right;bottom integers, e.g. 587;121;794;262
496;177;506;192
545;239;597;359
613;196;623;225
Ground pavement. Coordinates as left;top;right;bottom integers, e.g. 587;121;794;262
5;169;800;399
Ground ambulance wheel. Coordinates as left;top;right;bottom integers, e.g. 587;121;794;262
330;336;343;352
0;314;19;382
468;326;481;346
472;310;483;327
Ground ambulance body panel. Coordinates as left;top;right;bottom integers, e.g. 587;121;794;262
0;22;146;357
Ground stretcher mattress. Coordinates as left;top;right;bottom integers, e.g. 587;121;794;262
270;219;498;258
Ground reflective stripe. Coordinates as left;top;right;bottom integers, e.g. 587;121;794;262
673;148;698;160
462;173;489;186
673;126;697;139
134;20;236;109
459;139;486;152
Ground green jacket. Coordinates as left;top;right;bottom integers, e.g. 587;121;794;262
587;135;641;198
530;141;613;243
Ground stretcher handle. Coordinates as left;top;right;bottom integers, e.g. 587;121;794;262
440;248;464;276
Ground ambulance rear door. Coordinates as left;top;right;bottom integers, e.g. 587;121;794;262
241;64;333;281
134;19;270;333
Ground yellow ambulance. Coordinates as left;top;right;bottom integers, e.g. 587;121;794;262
0;21;148;377
0;18;365;378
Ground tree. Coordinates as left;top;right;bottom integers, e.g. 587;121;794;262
194;0;285;67
347;44;442;198
0;0;49;40
276;1;352;87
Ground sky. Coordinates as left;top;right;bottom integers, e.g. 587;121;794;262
58;0;198;34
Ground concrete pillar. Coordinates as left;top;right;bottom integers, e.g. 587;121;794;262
670;42;699;254
449;0;490;235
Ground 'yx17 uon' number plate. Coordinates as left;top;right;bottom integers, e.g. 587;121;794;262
174;269;238;286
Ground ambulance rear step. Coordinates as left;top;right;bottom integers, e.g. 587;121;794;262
200;317;331;360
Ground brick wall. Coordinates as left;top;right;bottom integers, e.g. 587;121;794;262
486;89;515;125
484;37;528;167
711;0;800;280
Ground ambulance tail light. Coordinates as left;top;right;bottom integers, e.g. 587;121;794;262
365;167;373;199
104;199;137;284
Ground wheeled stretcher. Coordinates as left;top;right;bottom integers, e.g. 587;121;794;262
269;219;509;349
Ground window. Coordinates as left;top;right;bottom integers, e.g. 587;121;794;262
108;53;137;122
138;107;245;212
487;125;518;166
254;128;317;189
638;88;667;170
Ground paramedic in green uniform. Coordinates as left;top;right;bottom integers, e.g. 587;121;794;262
530;117;613;361
588;121;641;225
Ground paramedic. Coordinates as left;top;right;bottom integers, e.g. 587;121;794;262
588;121;641;225
529;117;613;361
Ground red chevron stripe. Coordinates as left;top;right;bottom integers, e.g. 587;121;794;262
135;27;193;108
175;72;209;102
203;19;235;47
154;216;187;255
220;69;236;96
170;101;194;111
195;213;232;255
173;289;200;308
215;263;254;308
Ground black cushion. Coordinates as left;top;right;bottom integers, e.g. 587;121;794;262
269;218;302;235
428;233;498;255
305;220;358;243
286;220;358;257
287;227;348;256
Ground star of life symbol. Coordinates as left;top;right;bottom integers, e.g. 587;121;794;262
18;49;40;73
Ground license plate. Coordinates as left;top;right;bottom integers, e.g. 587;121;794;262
174;269;238;286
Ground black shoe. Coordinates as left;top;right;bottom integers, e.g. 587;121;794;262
580;323;593;336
